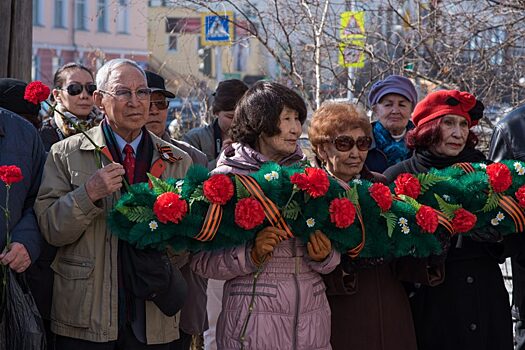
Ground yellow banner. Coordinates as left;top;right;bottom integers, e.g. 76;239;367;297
340;11;365;39
338;39;365;68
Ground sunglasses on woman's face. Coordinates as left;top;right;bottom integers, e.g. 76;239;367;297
150;100;169;110
332;135;372;152
60;83;97;96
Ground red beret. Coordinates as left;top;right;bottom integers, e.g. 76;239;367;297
412;90;482;127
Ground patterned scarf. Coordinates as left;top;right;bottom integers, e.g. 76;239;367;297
372;121;414;168
54;103;103;138
100;119;153;185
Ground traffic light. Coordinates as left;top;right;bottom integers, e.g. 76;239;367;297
198;47;212;77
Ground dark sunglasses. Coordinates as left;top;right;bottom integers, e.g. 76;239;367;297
59;83;97;96
150;100;169;110
332;135;372;152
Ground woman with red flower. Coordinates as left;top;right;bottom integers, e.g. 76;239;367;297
384;90;513;350
190;82;340;350
309;101;443;350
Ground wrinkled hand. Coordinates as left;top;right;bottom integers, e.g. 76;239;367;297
307;230;332;262
0;243;31;273
251;227;287;266
85;163;126;202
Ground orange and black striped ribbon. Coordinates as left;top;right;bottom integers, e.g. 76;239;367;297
335;179;366;258
498;194;525;233
155;144;182;163
236;174;294;238
194;203;223;241
453;162;476;174
435;210;455;234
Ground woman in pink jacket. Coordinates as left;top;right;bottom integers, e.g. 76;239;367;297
191;82;340;350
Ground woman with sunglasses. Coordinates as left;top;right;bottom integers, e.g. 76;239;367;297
309;102;444;350
40;62;101;151
383;90;513;350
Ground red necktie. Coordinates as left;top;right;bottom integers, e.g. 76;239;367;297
123;144;135;184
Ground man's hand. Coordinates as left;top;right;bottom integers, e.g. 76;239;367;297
220;138;233;152
307;230;332;262
0;242;31;273
85;163;126;202
251;227;287;265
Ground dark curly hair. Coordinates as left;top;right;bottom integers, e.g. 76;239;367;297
230;81;307;148
406;117;478;150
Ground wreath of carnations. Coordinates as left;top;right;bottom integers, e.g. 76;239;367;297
107;160;525;259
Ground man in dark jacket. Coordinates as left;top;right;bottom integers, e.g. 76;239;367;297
489;105;525;350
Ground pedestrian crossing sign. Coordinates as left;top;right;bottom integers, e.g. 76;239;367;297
340;11;365;39
201;11;234;46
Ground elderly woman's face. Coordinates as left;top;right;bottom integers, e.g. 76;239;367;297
257;106;301;162
430;114;469;157
373;93;412;136
318;128;370;182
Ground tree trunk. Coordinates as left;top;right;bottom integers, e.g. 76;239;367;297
0;0;32;81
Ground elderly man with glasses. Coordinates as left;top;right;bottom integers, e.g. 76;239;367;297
35;59;192;350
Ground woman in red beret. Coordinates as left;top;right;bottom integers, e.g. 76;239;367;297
384;90;513;350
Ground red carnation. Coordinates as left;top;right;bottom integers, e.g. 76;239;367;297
24;81;50;105
290;168;329;198
153;192;188;224
516;185;525;208
329;198;356;228
203;174;234;205
235;198;265;230
486;163;512;193
0;165;23;186
451;208;477;233
416;205;439;233
394;173;421;199
368;183;393;212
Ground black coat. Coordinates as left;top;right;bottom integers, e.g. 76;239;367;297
384;149;514;350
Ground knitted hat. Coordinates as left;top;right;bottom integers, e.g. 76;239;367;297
0;78;41;116
368;75;418;106
412;90;484;127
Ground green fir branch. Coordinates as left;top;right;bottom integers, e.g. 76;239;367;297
189;186;206;206
417;173;448;194
282;200;301;221
481;190;500;213
434;194;462;220
235;177;251;199
117;206;154;223
380;212;398;238
147;173;175;195
398;194;422;210
340;185;359;206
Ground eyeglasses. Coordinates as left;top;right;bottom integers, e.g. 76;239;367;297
59;83;97;96
150;100;169;110
332;135;372;152
99;88;152;102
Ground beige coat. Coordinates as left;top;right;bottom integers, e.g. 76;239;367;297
35;125;192;344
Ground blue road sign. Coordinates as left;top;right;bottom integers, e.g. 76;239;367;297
201;12;233;46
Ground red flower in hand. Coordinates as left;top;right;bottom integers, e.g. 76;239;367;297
516;185;525;208
0;165;23;186
329;198;356;228
203;174;234;205
235;198;265;230
24;81;50;105
486;163;512;193
153;192;188;224
451;208;477;233
416;205;439;233
394;173;421;199
290;168;329;198
368;183;393;212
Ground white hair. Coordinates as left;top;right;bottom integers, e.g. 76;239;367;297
96;58;146;91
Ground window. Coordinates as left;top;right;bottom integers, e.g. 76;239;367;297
54;0;66;28
75;0;87;30
33;0;44;26
32;55;41;81
168;35;177;51
116;0;129;34
97;0;108;32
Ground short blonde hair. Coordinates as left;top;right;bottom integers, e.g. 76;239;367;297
308;102;371;154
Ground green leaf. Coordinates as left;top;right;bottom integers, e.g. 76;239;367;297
434;194;462;220
189;185;206;206
117;206;154;223
235;176;250;199
147;173;175;195
481;190;500;213
282;200;301;220
417;173;448;194
398;194;421;210
341;185;359;206
380;212;398;238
